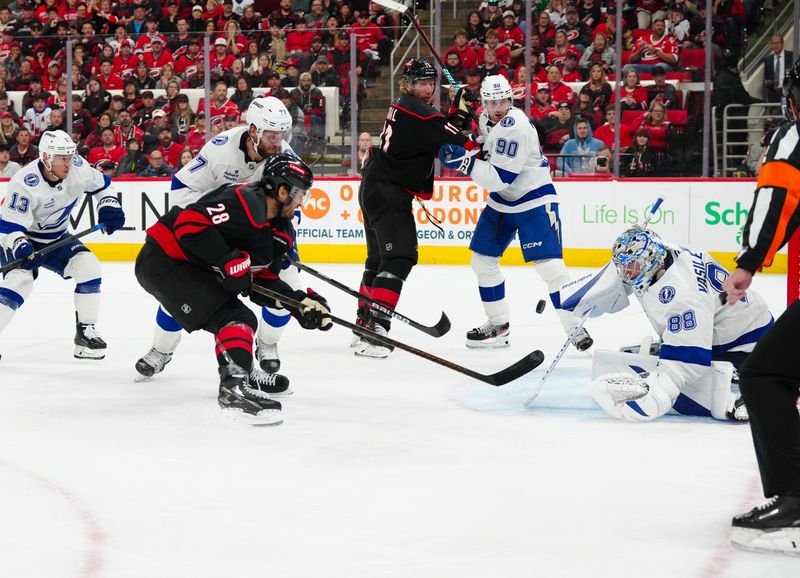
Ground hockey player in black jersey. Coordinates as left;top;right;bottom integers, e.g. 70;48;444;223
134;154;331;425
353;58;478;358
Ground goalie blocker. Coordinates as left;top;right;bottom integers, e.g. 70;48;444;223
589;349;745;422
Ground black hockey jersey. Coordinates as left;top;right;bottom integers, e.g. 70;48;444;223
363;93;474;199
145;181;295;291
737;120;800;273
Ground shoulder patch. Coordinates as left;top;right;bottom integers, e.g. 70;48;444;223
659;285;675;304
500;116;516;127
212;135;229;146
23;173;39;187
72;156;84;167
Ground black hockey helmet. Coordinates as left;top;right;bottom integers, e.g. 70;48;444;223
261;153;314;202
402;58;437;84
783;60;800;121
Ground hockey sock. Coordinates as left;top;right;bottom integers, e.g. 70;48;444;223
371;271;403;332
152;306;182;354
258;305;291;346
74;278;101;324
215;322;254;371
471;253;508;324
0;271;33;333
358;268;378;309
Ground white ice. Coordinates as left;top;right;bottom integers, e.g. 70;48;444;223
0;262;796;578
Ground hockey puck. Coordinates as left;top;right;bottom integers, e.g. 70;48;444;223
536;299;546;314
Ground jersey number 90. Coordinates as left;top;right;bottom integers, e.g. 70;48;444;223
495;138;519;157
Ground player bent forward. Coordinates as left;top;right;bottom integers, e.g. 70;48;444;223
573;227;772;422
438;75;592;351
0;130;125;359
134;155;331;425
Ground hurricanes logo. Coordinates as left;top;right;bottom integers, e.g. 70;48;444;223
300;187;329;219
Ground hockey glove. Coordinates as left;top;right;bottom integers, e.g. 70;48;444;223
98;196;126;235
305;288;332;331
7;235;44;271
438;144;475;174
216;250;252;295
290;290;332;331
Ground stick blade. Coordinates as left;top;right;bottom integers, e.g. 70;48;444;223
420;311;451;337
372;0;409;14
482;350;545;386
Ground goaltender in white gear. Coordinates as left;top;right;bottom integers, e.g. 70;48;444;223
439;75;591;351
559;227;773;422
136;97;300;383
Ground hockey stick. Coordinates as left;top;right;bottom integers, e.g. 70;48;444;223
250;284;544;386
283;257;451;337
523;197;665;407
0;223;107;275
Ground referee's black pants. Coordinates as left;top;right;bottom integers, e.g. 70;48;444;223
740;299;800;497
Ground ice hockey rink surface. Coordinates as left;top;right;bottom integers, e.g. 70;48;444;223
0;262;796;578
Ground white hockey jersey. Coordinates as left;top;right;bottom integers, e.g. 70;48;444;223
0;156;118;245
471;107;557;214
640;246;773;389
169;126;296;208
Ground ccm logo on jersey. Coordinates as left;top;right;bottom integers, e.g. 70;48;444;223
522;241;543;249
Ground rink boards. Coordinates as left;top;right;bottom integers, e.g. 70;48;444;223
2;176;783;273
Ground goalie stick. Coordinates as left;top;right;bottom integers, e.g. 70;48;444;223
250;284;544;386
0;223;107;275
524;197;665;407
283;257;451;337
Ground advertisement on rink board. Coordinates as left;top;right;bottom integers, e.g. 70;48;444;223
1;177;783;272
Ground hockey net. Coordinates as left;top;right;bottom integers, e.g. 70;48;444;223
789;230;800;305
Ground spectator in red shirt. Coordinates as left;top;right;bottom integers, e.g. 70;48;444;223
535;12;556;48
477;47;510;80
286;19;316;55
142;37;174;78
88;126;126;167
546;65;575;106
546;29;580;69
610;68;649;111
113;39;139;79
561;53;583;81
445;29;479;72
134;15;167;53
635;98;670;148
594;105;632;150
496;10;524;61
156;127;182;169
113;109;144;148
183;112;206;154
41;61;64;92
210;37;236;76
478;29;512;67
624;17;678;75
269;0;299;29
174;38;202;81
98;60;125;90
352;13;387;62
195;80;240;126
530;84;557;121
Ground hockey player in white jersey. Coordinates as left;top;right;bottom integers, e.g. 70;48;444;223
565;227;774;422
438;75;592;351
135;96;301;393
0;130;126;359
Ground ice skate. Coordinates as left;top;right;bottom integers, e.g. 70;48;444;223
256;340;280;373
725;394;749;422
466;321;510;349
218;363;283;425
731;495;800;556
570;327;594;352
74;318;107;359
354;323;392;359
248;367;292;396
135;348;173;378
350;305;372;348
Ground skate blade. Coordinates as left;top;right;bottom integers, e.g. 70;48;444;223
74;345;105;359
465;337;511;349
354;347;391;359
133;375;153;383
731;527;800;557
221;407;283;426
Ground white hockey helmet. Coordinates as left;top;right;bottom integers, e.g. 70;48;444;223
611;227;668;296
39;130;77;161
246;96;292;140
480;75;513;103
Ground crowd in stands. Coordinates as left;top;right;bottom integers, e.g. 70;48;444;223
0;0;769;178
443;0;765;176
0;0;401;178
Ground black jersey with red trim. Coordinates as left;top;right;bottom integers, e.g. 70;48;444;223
145;181;295;290
364;93;473;198
736;120;800;273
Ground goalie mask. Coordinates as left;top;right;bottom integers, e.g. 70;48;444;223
611;227;667;296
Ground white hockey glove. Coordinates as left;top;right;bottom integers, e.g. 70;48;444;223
589;370;680;422
559;264;630;318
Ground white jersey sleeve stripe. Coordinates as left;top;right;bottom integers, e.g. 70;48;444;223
86;175;112;196
659;344;712;366
710;318;774;354
489;183;557;207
